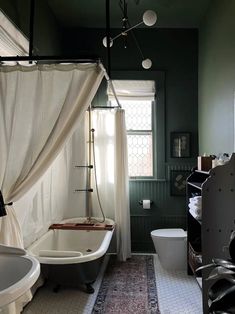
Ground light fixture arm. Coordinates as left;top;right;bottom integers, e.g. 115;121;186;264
103;1;157;69
128;24;145;60
112;20;144;42
119;3;145;60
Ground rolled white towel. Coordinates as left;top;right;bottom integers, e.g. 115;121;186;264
189;208;201;220
191;200;201;207
189;196;202;205
188;203;202;215
189;203;202;210
191;196;202;201
188;202;202;211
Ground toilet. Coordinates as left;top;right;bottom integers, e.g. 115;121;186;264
151;228;187;270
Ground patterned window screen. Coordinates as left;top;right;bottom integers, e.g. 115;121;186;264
108;80;155;177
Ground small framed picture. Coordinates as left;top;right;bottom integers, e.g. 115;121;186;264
170;170;190;196
170;132;191;158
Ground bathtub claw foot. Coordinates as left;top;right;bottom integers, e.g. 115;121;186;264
53;284;61;293
85;283;94;294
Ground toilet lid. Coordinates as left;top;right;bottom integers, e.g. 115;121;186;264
151;228;187;239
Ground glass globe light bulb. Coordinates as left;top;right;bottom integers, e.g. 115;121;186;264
143;10;157;26
142;58;152;69
102;36;113;48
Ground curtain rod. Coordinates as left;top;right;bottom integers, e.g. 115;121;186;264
0;56;101;63
92;106;120;110
29;0;35;60
99;63;122;108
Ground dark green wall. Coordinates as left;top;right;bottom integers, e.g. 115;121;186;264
62;27;198;251
62;28;198;160
0;0;199;251
0;0;62;54
199;0;235;155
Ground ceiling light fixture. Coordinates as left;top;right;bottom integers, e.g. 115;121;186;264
103;0;157;69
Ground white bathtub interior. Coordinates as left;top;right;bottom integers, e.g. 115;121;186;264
29;230;109;255
27;217;115;264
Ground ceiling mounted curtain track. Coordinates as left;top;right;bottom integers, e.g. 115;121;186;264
0;0;121;109
0;56;100;63
91;106;120;110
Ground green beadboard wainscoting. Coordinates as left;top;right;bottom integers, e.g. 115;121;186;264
130;162;195;252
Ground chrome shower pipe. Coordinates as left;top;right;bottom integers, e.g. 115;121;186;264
86;104;93;222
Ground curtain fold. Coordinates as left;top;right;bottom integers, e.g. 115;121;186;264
114;109;131;261
0;10;28;57
91;109;131;261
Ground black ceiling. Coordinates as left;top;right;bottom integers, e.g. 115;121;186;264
46;0;212;29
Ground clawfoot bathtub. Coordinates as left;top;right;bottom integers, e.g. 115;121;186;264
27;217;114;293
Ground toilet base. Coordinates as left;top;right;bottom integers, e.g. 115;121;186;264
151;228;187;271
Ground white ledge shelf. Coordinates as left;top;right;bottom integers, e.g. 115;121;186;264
188;181;203;189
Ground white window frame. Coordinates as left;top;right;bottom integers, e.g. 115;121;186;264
108;80;156;179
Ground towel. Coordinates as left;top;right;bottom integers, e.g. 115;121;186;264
188;203;202;214
189;196;202;211
189;196;202;206
189;208;201;220
190;196;201;201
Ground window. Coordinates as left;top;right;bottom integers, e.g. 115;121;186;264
108;80;155;178
122;99;153;177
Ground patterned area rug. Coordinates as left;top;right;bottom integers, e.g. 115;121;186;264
92;255;160;314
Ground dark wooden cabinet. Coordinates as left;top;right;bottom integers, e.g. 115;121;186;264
186;169;209;288
186;154;235;313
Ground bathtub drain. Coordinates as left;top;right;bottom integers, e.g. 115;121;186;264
86;249;92;252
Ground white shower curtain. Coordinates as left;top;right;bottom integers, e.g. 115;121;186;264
0;63;103;314
0;63;104;247
91;109;131;261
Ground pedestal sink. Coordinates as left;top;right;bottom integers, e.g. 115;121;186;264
0;244;40;309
